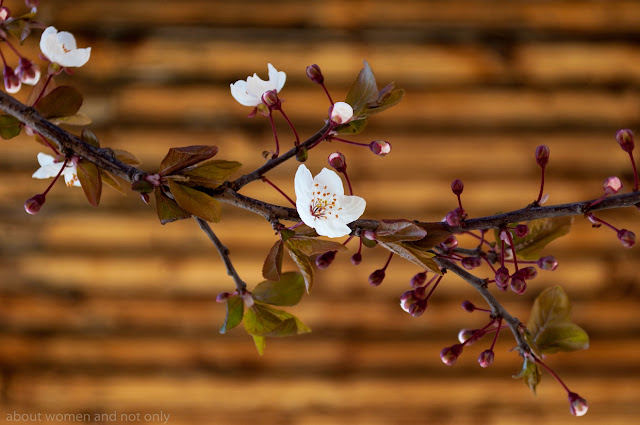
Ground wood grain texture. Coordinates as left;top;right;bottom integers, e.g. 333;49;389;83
0;1;639;424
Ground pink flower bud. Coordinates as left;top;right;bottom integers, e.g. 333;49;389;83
477;349;494;368
328;152;347;173
520;266;538;280
439;235;458;250
458;329;477;344
0;6;10;20
617;229;635;248
330;101;353;125
369;140;391;156
535;145;550;168
409;300;427;317
445;210;460;226
216;292;230;303
510;274;527;294
495;266;510;290
412;286;426;299
461;256;482;270
568;392;589;417
451;179;464;196
351;252;362;265
3;66;21;94
400;290;419;313
515;224;529;237
24;194;46;215
537;255;558;271
369;269;386;286
461;300;475;312
603;176;623;195
16;58;40;85
410;271;427;288
440;344;464;366
615;129;635;153
315;250;337;269
261;89;280;108
306;64;324;84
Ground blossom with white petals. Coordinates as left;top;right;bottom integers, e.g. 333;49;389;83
32;153;81;187
330;101;353;124
230;63;286;107
295;164;366;238
40;26;91;68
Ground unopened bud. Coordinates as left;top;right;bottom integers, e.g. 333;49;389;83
461;256;482;270
351;252;362;265
0;6;9;20
328;152;347;173
296;146;308;162
615;129;635;153
24;194;46;215
495;266;510;290
330;101;353;125
440;344;464;366
315;250;337;269
451;179;464;195
535;145;550;168
603;176;623;195
568;392;589;417
410;271;427;288
400;290;418;313
445;210;460;226
306;64;324;84
515;224;529;237
478;349;494;368
16;58;40;85
369;140;391;156
369;269;386;286
458;329;477;344
3;66;21;94
537;255;558;271
261;89;280;108
617;229;635;248
461;300;475;312
409;300;427;317
439;235;458;251
216;292;230;303
510;274;527;294
520;266;538;280
412;286;426;299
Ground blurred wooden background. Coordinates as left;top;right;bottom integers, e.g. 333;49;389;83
0;0;639;424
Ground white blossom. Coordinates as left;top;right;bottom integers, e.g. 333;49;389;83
294;164;366;238
230;63;286;107
32;153;81;187
40;26;91;68
330;101;353;124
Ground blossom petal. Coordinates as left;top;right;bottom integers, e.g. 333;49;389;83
58;47;91;68
32;163;63;179
313;219;352;238
313;168;344;197
246;73;273;99
56;31;78;50
336;194;366;223
268;63;286;92
63;168;81;187
230;80;260;106
36;152;55;167
294;164;314;203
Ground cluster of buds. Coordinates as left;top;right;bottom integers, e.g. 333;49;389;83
400;271;443;317
444;179;467;226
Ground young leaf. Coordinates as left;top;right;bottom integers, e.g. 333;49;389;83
375;220;427;243
154;186;192;224
377;240;442;274
158;145;218;176
345;60;379;116
101;170;126;194
180;160;242;188
410;222;452;251
167;179;221;223
503;217;573;261
34;85;83;119
252;272;305;306
0;115;22;139
51;112;92;127
114;149;142;166
333;118;368;135
527;286;589;354
285;236;347;257
262;239;284;281
243;301;311;337
76;160;102;207
362;83;405;116
252;335;266;356
80;128;101;148
285;240;315;293
513;357;542;394
220;295;244;334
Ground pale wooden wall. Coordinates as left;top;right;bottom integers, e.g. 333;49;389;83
0;1;639;424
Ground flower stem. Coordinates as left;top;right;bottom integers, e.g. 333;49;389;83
533;355;571;394
267;111;280;158
261;176;295;207
536;165;546;204
321;83;334;105
41;157;69;196
489;317;503;350
629;151;639;191
278;107;300;146
32;74;54;107
36;131;60;156
329;136;370;147
343;169;354;195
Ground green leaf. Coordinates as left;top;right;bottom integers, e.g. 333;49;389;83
35;85;83;119
252;335;266;356
262;240;284;281
285;240;315;293
345;60;379;117
158;145;218;176
80;128;101;148
243;301;311;337
527;286;589;354
285;236;347;257
167;179;221;223
180;160;242;188
50;112;92;127
154;186;192;224
220;295;244;334
253;272;305;306
0;115;22;139
76;160;102;207
377;240;442;274
362;83;405;116
333;118;368;135
504;217;573;261
513;357;542;394
375;220;427;242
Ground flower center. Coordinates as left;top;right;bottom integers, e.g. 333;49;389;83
62;44;71;53
309;184;342;220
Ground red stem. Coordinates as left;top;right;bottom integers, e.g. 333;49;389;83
42;158;70;196
629;152;639;192
261;176;295;207
267;111;280;158
278;107;300;146
536;165;546;204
